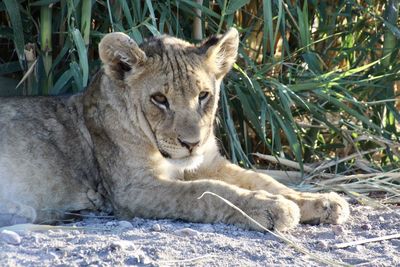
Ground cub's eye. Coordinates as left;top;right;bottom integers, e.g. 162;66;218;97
198;91;210;102
151;93;169;109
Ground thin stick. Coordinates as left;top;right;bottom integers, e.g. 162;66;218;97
318;172;400;185
256;169;303;184
192;0;203;41
310;147;387;174
63;212;115;219
253;153;314;172
0;224;83;232
332;233;400;249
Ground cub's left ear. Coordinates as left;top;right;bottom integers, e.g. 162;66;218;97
99;32;147;81
201;28;239;79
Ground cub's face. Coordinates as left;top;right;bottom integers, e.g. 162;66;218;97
99;29;239;167
138;65;218;161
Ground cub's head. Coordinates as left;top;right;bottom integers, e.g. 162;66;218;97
98;29;239;169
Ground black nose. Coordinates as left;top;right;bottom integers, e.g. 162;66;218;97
178;138;200;152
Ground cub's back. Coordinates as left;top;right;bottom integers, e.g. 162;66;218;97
0;96;86;159
0;95;101;223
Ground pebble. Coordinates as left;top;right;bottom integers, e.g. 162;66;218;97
110;240;136;251
378;216;385;222
118;221;133;229
106;221;117;227
70;230;80;235
151;223;161;232
174;228;199;237
316;240;329;249
0;230;22;245
138;252;152;265
332;225;346;235
55;245;74;256
125;251;152;265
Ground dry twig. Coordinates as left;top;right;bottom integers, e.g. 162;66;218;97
332;233;400;249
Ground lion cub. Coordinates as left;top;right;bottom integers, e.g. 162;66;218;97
0;29;349;231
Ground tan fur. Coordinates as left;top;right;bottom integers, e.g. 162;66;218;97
0;29;349;231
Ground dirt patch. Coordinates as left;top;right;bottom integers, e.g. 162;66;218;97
0;205;399;266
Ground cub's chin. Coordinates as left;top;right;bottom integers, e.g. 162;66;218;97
166;154;204;171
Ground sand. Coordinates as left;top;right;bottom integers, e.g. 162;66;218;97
1;205;399;266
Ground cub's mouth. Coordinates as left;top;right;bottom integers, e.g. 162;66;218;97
158;147;197;160
157;145;204;170
156;140;201;160
159;150;171;158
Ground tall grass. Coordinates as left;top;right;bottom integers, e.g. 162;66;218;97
0;0;399;201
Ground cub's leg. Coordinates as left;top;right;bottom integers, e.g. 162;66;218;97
187;157;349;225
0;198;37;227
114;178;300;231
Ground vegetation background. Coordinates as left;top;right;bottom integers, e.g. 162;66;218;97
0;0;399;204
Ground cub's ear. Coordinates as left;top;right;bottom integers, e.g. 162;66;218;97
99;32;147;81
201;28;239;79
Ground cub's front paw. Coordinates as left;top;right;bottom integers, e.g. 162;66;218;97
296;192;350;225
236;193;300;232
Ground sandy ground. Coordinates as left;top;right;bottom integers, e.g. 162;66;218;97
0;204;399;267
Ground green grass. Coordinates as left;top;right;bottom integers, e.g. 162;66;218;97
0;0;399;202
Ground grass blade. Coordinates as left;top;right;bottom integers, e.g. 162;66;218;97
3;0;26;69
71;28;89;87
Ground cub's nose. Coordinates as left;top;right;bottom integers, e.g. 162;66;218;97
177;137;200;153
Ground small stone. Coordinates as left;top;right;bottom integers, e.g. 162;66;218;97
55;245;74;256
332;225;346;235
70;230;80;235
361;224;372;230
109;240;136;251
174;228;199;237
0;230;22;245
106;221;116;227
138;254;152;265
378;216;385;222
129;251;152;265
151;223;161;232
316;240;329;249
118;221;133;229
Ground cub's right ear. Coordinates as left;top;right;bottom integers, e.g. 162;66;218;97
201;28;239;80
99;32;147;81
